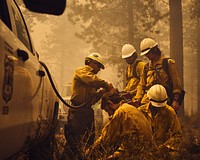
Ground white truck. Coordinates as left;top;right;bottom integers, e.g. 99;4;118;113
0;0;66;159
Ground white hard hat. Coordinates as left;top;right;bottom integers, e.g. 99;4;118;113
87;53;105;69
122;44;136;59
140;38;158;56
147;84;168;107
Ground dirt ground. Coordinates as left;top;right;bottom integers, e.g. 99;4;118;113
178;116;200;160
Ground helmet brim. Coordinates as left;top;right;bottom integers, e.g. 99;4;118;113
99;63;105;69
140;49;151;56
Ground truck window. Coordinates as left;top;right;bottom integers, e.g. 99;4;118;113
9;0;32;52
0;0;12;29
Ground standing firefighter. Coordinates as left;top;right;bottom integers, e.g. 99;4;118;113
64;53;114;159
121;44;145;102
138;84;182;160
86;92;158;160
134;38;184;112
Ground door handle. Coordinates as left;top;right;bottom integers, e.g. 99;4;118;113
17;49;29;62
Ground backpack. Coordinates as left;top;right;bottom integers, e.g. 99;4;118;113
144;58;185;105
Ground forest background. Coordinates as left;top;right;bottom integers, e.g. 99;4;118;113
18;0;199;126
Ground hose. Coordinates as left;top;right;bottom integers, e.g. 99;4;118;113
39;61;86;109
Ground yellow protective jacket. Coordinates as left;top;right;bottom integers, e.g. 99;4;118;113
70;65;110;105
135;56;182;104
124;60;145;98
90;103;155;159
138;102;182;152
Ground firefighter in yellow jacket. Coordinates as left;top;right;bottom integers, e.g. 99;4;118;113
134;38;184;111
65;53;114;159
121;44;145;101
87;92;157;160
138;84;182;160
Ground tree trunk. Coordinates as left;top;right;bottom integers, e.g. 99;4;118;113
169;0;183;80
169;0;184;114
197;18;200;125
122;0;134;89
127;0;134;44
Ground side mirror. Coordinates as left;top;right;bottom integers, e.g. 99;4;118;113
23;0;66;15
